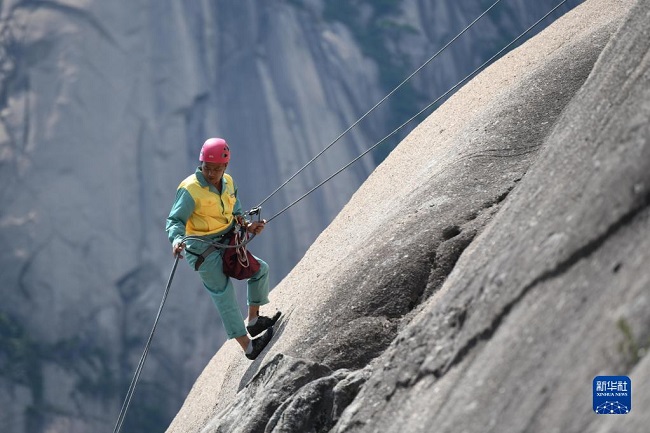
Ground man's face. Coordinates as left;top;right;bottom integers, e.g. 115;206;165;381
201;162;228;186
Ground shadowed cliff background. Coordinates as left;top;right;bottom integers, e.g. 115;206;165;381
0;1;585;432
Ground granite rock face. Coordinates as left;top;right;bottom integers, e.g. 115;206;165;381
0;0;598;432
168;0;649;432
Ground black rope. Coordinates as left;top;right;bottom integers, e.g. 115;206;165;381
255;0;504;209
266;0;569;223
112;255;180;433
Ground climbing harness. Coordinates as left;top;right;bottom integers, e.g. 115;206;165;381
184;207;263;274
112;1;570;431
184;235;228;271
184;206;261;260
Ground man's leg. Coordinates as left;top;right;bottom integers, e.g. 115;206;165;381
246;256;270;321
194;251;273;359
245;257;281;337
196;251;248;342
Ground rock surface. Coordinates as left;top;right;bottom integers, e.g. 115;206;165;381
0;0;602;432
167;0;649;432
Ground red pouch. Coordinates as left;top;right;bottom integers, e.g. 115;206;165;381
222;227;260;280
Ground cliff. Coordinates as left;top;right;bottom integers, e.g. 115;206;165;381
0;1;605;432
168;0;649;431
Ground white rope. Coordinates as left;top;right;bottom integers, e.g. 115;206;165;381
255;0;505;209
266;0;569;223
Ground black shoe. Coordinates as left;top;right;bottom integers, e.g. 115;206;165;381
246;311;282;337
245;327;274;360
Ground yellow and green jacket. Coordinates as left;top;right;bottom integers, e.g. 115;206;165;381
166;167;243;246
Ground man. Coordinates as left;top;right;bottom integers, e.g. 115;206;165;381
166;137;279;360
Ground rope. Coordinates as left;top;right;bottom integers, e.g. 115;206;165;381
255;0;504;209
266;0;568;223
233;230;252;267
182;233;255;250
112;255;180;433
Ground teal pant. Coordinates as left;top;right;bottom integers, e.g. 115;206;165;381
186;242;269;339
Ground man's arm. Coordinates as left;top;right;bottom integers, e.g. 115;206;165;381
166;188;195;247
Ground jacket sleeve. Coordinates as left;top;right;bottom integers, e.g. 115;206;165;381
166;188;195;245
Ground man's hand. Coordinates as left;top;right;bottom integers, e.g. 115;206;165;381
247;220;266;235
173;241;185;258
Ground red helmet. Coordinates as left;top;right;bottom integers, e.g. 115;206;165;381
199;138;230;163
